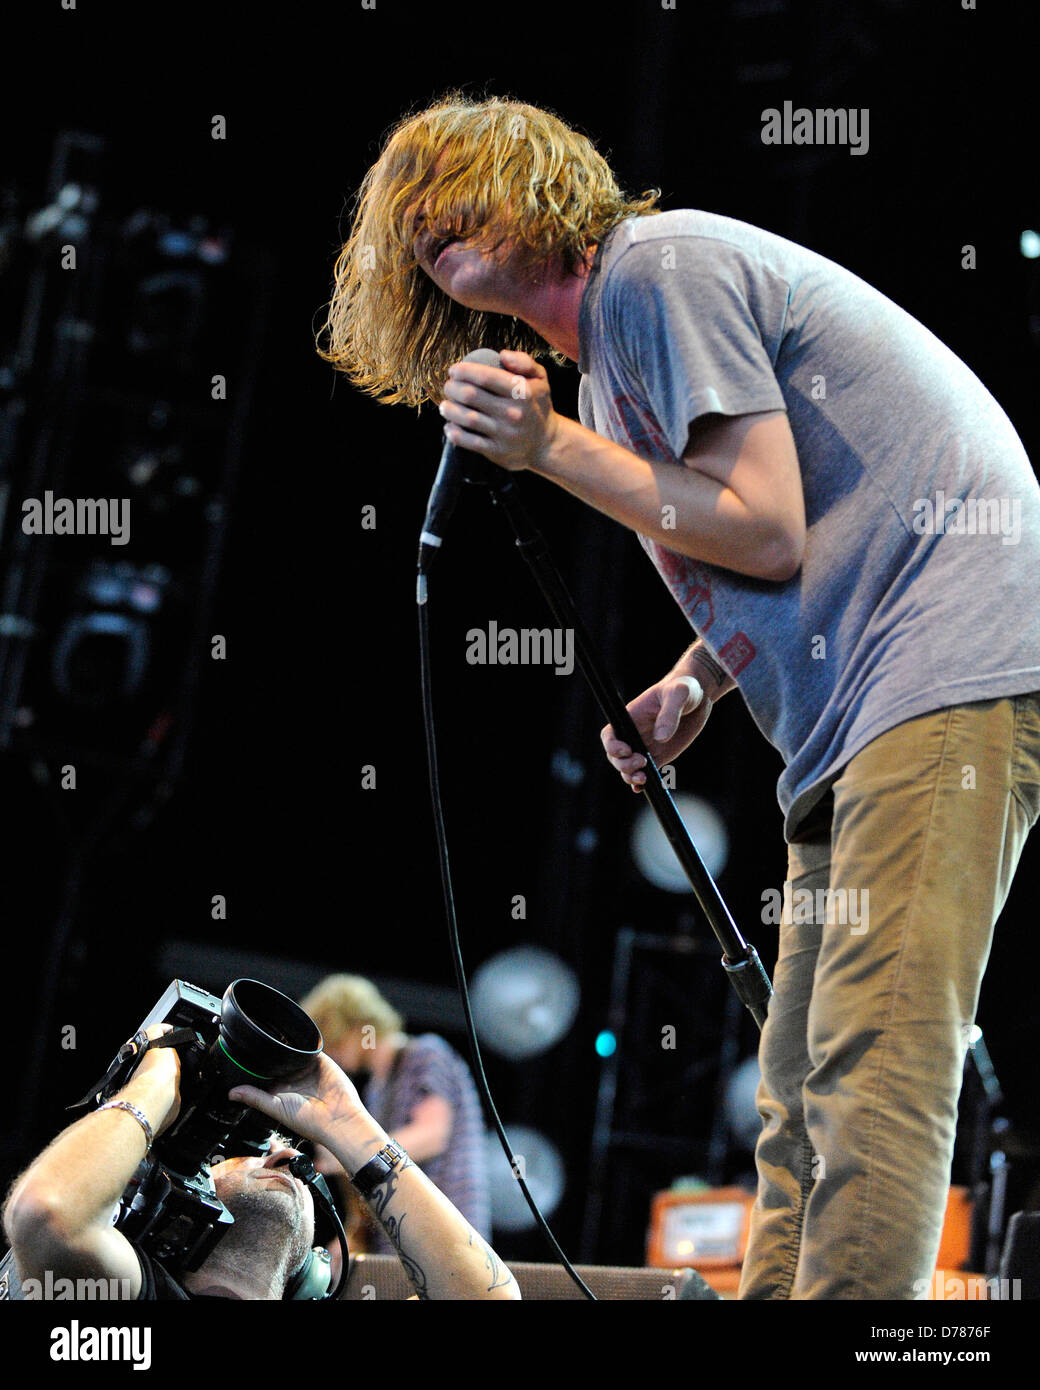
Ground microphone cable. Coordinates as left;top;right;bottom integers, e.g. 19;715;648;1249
416;580;597;1301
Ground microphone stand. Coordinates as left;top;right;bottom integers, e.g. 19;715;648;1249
465;457;772;1031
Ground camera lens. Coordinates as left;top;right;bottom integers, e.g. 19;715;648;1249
155;979;324;1176
219;980;323;1080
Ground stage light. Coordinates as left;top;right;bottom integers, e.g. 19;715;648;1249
470;945;580;1060
484;1125;565;1232
50;560;172;709
723;1054;763;1153
1020;230;1040;259
595;1030;616;1058
630;792;729;890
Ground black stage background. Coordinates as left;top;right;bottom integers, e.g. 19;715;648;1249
2;0;1039;1340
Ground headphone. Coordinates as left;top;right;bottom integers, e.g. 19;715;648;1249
285;1245;334;1301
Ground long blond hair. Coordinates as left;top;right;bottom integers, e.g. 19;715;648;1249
316;92;659;408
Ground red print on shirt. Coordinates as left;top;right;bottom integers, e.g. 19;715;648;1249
609;394;671;459
650;546;717;632
718;631;756;677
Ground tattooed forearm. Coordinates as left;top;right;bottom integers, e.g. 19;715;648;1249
473;1231;517;1292
697;650;727;688
469;1228;517;1289
382;1209;430;1300
365;1157;430;1300
685;643;731;697
365;1156;410;1222
356;1149;518;1298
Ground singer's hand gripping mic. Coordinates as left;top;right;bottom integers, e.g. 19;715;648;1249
417;347;502;597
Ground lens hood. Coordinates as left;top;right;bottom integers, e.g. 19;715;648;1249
219;979;323;1081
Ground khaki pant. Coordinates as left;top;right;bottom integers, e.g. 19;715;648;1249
738;693;1040;1299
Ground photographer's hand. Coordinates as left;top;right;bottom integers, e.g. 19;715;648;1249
131;1023;182;1134
1;1023;182;1299
229;1051;373;1152
230;1056;520;1300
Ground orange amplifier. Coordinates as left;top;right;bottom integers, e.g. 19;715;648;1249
647;1186;754;1272
647;1184;978;1298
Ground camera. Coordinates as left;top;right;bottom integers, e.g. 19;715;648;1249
101;977;323;1275
1;977;350;1300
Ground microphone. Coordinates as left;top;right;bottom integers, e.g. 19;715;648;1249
417;347;502;597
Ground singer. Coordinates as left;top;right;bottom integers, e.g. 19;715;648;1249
319;94;1040;1299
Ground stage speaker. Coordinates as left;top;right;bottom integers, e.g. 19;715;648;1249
1000;1211;1040;1298
340;1254;722;1300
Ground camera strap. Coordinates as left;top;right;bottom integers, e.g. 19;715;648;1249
67;1027;201;1111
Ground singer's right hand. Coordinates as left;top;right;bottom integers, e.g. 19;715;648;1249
440;350;558;472
601;674;712;791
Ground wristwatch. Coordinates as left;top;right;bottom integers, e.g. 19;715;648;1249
350;1139;408;1198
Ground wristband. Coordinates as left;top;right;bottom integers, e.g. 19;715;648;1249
350;1139;408;1198
96;1100;154;1153
674;675;705;710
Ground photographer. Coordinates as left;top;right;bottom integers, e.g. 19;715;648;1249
3;1024;520;1301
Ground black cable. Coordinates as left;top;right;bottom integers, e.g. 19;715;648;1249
417;591;596;1301
287;1153;350;1302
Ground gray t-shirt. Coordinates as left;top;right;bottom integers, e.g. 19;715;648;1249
577;210;1040;838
